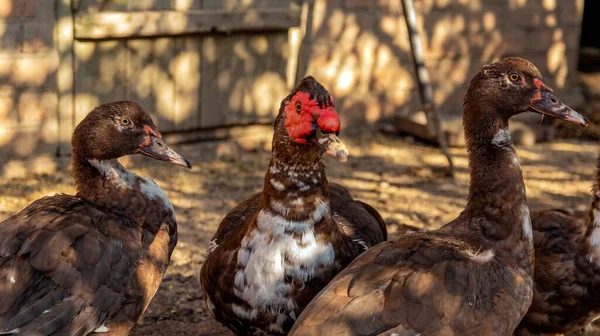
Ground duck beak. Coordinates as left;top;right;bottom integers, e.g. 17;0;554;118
310;128;349;162
528;84;588;127
139;135;192;169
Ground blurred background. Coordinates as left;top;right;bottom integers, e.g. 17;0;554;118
0;0;597;170
1;1;599;335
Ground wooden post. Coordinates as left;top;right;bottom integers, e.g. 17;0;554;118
294;0;314;84
401;0;454;176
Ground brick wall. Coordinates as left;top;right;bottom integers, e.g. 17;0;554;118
0;0;59;172
302;0;585;128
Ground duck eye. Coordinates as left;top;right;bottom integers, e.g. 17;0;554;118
509;73;521;82
121;118;130;125
295;102;302;114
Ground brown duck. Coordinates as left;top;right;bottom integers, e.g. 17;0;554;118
0;101;191;335
516;156;600;335
199;76;387;335
289;58;588;336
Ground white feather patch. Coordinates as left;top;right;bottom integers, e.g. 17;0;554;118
464;249;495;263
88;159;174;214
270;179;285;191
491;128;511;147
521;205;533;242
270;200;291;216
93;325;110;333
140;177;174;213
587;209;600;263
232;203;335;329
205;296;217;318
88;159;134;189
207;239;218;254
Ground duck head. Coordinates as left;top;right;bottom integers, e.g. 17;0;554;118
71;101;192;168
272;76;348;162
464;57;588;126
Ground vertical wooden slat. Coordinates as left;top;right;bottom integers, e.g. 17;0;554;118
200;32;287;128
72;0;294;134
74;40;128;124
173;37;202;130
56;0;75;156
126;38;176;131
199;35;225;127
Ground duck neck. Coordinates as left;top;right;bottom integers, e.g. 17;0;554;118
462;106;531;246
585;155;600;264
71;153;175;224
258;153;331;233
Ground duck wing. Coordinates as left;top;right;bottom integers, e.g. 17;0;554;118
0;195;147;335
289;233;532;336
208;192;262;248
329;183;387;252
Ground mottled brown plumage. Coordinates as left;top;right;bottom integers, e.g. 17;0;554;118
199;76;387;335
0;101;190;336
516;155;600;335
289;58;588;336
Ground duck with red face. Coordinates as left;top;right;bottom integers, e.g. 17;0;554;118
200;76;387;336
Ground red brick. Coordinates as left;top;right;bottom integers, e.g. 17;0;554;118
22;22;54;53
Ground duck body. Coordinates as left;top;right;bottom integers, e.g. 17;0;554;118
0;102;191;335
291;136;534;336
517;159;600;335
200;77;386;335
289;58;589;336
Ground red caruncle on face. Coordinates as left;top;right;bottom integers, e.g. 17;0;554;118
284;92;340;144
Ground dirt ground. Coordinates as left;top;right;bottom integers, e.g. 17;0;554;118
1;131;598;335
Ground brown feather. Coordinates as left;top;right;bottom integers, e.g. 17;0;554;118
516;153;600;335
289;58;563;336
0;102;183;336
200;77;387;335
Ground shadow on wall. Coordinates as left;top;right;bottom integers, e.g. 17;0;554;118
303;0;583;127
0;0;585;176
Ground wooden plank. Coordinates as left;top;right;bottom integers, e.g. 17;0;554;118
126;38;176;131
74;8;302;40
163;124;273;144
77;0;129;12
56;0;75;156
173;37;202;130
202;0;289;10
73;40;128;125
200;32;287;128
200;35;228;128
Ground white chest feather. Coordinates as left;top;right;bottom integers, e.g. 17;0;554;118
88;159;174;214
231;203;334;333
139;176;175;213
521;204;532;242
491;128;511;147
587;208;600;264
